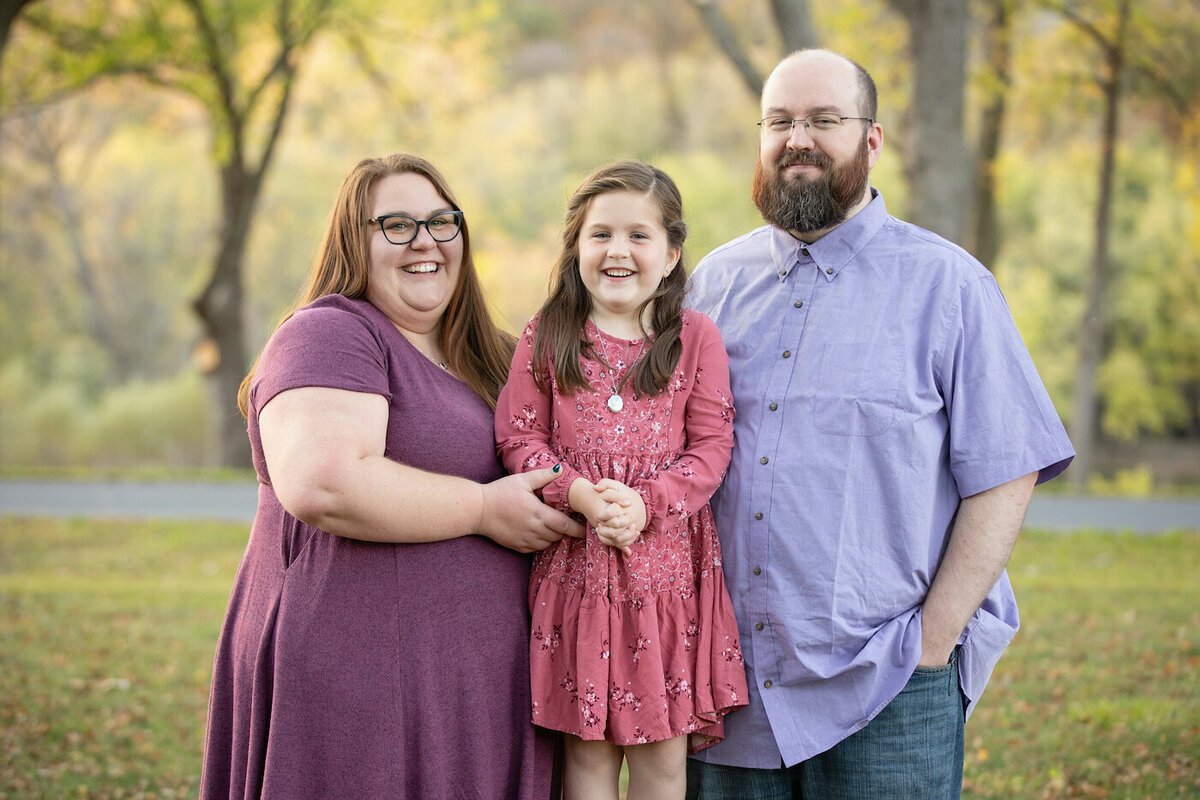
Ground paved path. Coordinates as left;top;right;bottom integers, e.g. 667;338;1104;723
1021;495;1199;534
0;480;258;523
0;480;1197;532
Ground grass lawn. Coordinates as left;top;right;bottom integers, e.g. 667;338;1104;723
0;518;244;799
963;530;1199;799
0;518;1196;799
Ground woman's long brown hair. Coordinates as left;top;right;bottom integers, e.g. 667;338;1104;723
532;161;688;398
236;153;515;417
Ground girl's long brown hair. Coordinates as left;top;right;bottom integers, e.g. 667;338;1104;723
237;153;515;417
532;161;688;398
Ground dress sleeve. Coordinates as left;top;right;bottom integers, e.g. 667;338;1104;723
494;318;580;514
251;302;391;415
630;312;735;535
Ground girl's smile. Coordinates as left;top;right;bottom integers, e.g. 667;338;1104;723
578;190;680;337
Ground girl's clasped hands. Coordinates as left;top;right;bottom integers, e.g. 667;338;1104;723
568;477;646;555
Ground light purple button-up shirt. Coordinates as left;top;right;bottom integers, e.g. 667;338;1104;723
687;191;1074;768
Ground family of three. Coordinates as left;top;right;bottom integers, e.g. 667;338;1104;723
200;49;1074;800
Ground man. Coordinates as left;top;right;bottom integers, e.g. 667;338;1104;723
686;49;1074;799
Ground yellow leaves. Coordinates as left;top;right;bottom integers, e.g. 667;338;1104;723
1097;347;1177;441
1085;466;1156;497
1174;140;1200;253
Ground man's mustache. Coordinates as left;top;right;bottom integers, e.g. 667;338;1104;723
778;151;832;170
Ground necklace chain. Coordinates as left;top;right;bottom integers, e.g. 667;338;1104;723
597;336;645;413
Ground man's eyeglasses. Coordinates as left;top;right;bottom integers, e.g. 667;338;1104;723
757;114;874;136
367;210;464;245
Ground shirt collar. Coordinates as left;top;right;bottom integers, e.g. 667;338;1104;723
768;189;888;281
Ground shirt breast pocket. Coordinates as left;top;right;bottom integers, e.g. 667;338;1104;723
811;343;903;437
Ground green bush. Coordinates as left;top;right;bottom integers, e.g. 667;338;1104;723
0;360;211;469
0;359;87;466
86;370;211;467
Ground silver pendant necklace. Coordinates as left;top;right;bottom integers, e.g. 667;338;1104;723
601;337;645;413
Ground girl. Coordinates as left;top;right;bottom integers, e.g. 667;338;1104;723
495;162;747;800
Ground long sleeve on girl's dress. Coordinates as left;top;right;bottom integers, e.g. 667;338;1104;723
495;317;582;517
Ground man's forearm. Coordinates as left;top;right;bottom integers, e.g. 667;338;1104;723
918;471;1038;666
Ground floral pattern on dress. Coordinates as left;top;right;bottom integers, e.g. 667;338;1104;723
534;623;562;658
496;310;749;750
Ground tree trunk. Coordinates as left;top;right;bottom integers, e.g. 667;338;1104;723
1069;0;1130;484
12;0;326;469
966;0;1014;269
889;0;972;244
181;0;313;469
768;0;819;54
193;161;260;469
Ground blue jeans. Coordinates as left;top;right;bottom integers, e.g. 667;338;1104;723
686;649;966;800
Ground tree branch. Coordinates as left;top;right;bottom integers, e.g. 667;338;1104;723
249;58;298;186
689;0;762;97
1046;0;1117;56
179;0;243;162
243;0;332;125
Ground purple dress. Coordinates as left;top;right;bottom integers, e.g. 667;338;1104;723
200;294;558;800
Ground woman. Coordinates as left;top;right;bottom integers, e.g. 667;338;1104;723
200;153;580;799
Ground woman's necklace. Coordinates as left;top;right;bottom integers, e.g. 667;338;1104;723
599;337;645;413
399;329;448;371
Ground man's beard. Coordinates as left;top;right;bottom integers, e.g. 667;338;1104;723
752;137;871;234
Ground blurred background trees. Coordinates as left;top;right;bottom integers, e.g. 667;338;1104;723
1;0;1197;486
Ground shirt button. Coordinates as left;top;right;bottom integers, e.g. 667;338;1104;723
760;456;769;464
782;350;791;358
754;512;763;520
769;402;778;411
755;622;764;631
753;566;762;575
794;300;803;308
763;679;773;688
826;267;834;275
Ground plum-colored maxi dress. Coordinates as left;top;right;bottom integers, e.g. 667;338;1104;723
200;294;558;800
495;310;748;750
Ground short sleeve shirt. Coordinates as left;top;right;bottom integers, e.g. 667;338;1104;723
686;191;1074;767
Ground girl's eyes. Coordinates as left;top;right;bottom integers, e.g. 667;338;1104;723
587;230;652;240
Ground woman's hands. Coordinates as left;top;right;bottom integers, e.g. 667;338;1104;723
568;478;647;556
477;465;586;553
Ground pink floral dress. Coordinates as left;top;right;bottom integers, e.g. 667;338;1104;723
496;310;748;750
